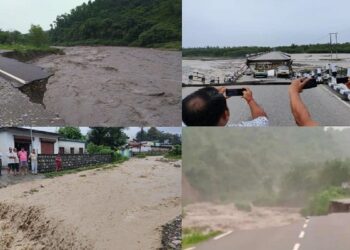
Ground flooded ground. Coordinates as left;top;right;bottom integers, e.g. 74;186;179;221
34;46;181;126
183;202;303;233
183;53;350;84
0;46;181;126
0;157;181;250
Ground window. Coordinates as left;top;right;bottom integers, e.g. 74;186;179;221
79;148;84;154
59;147;65;154
70;147;75;154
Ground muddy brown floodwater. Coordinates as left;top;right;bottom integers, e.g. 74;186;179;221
32;46;181;126
0;157;181;250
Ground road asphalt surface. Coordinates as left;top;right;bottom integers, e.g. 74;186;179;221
0;56;52;85
190;213;350;250
182;84;350;126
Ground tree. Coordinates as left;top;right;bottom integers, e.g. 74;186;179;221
58;127;84;140
87;128;128;149
28;24;49;47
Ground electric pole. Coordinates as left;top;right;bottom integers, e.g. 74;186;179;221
329;32;339;60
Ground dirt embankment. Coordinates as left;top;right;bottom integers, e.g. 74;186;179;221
183;202;303;233
0;157;181;249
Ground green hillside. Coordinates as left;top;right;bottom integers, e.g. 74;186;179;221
183;128;350;206
49;0;181;48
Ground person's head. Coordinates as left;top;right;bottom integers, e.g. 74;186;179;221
182;87;230;126
32;149;35;153
9;147;12;152
21;147;25;152
13;148;17;153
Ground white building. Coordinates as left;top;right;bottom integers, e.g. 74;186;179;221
58;138;86;154
0;128;86;167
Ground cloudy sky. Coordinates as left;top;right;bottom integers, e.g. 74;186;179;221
0;0;90;33
27;127;181;139
183;0;350;47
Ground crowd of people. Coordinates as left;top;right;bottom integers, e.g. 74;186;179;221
182;78;319;127
0;148;64;177
0;147;38;176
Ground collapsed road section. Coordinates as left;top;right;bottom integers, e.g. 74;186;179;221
0;56;52;105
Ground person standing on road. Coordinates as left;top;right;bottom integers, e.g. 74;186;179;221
288;78;319;126
18;148;28;175
30;149;38;175
182;86;268;127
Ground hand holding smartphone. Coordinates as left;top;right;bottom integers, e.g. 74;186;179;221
302;78;318;90
225;88;246;97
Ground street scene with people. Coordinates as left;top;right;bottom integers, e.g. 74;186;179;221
0;127;182;249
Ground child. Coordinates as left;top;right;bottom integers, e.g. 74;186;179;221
55;154;62;171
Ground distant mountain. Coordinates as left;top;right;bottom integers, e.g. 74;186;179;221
49;0;181;48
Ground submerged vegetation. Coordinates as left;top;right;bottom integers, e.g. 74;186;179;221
183;43;350;58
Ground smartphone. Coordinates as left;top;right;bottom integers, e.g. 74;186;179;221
302;78;318;89
336;77;349;84
226;88;246;97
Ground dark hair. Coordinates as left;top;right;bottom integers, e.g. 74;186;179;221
182;87;228;126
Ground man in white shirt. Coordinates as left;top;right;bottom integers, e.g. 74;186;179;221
7;147;16;176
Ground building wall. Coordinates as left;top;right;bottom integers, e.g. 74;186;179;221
58;140;86;154
0;130;59;167
38;154;112;173
0;132;15;167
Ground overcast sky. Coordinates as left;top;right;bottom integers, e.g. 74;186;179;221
183;0;350;47
27;127;181;140
0;0;90;33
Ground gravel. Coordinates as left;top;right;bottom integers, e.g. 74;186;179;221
159;215;182;250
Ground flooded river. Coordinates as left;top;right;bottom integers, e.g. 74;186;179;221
0;46;181;126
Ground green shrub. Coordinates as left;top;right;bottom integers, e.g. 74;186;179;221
183;228;221;249
165;145;182;159
235;202;252;212
86;143;127;163
302;187;347;216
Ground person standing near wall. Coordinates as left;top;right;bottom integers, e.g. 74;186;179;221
18;148;28;175
13;148;19;175
7;147;16;176
30;149;38;175
55;154;62;172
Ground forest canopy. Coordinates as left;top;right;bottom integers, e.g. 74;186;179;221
49;0;181;48
183;128;350;208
